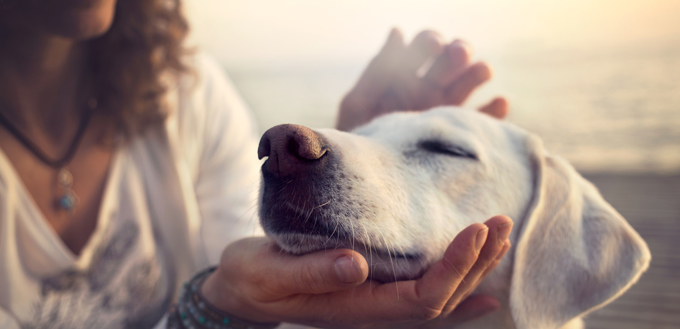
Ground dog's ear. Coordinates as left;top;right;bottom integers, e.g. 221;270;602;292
509;137;651;329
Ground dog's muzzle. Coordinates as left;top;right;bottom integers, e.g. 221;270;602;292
258;124;343;238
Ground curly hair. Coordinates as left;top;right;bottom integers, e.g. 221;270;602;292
90;0;190;139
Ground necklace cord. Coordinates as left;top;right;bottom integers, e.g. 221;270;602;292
0;104;95;168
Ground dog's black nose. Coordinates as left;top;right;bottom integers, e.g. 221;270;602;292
258;124;329;178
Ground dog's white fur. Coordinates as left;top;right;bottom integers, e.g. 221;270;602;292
262;107;651;329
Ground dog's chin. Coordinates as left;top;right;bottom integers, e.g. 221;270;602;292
271;233;348;255
270;233;428;283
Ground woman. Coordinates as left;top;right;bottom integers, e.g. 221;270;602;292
0;0;512;328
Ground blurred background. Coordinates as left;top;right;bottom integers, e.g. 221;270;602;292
183;0;680;328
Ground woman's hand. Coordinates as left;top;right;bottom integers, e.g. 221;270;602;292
337;29;509;132
201;215;513;328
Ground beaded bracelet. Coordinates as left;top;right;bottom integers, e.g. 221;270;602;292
168;266;280;329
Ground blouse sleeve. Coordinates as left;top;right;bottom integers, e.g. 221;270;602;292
174;53;264;265
0;308;20;329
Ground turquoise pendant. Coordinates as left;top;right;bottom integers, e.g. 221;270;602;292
58;192;77;210
56;168;78;211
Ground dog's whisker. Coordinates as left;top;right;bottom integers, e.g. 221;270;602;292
349;217;356;253
387;247;400;300
270;183;289;198
313;199;332;209
301;197;314;226
361;224;376;284
302;207;314;226
302;182;315;225
324;219;340;245
375;228;400;300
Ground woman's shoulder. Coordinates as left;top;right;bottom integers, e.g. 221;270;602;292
161;52;259;180
186;52;237;97
163;51;257;140
170;52;250;121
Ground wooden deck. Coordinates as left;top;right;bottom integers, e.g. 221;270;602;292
581;173;680;329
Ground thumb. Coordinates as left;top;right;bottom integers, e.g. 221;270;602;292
271;248;369;296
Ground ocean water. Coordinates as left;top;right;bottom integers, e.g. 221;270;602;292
224;45;680;174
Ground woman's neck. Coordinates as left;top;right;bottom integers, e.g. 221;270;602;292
0;25;89;141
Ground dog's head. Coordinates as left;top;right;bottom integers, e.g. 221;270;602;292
258;107;650;328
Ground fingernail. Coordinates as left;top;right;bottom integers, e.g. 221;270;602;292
497;221;513;245
335;256;362;284
496;240;511;261
475;226;489;253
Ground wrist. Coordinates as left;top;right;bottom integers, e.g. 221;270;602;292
170;267;279;329
199;268;280;326
201;270;233;312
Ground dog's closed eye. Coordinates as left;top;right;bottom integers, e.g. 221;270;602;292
418;140;478;160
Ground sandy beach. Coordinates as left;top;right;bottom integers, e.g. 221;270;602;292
581;173;680;329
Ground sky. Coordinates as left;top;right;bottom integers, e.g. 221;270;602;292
184;0;680;66
182;0;680;173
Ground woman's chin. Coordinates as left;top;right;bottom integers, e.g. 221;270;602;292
4;0;116;41
48;6;116;40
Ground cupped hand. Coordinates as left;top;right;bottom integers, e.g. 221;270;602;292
201;216;513;328
337;29;509;132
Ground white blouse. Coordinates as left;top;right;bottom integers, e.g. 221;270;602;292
0;53;263;329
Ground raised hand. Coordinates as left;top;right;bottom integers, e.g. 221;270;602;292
337;29;508;131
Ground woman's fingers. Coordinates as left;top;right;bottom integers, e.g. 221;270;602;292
479;97;509;119
402;30;446;74
377;30;445;111
354;28;405;97
444;62;492;105
337;29;405;131
413;223;489;313
423;40;472;87
220;216;510;327
292;223;489;326
349;30;404;96
442;216;513;313
480;239;511;279
381;27;407;56
353;30;445;103
338;28;508;131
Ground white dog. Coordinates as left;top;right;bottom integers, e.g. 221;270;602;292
257;107;651;329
